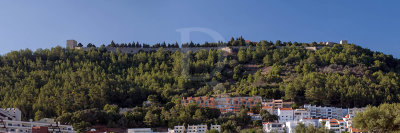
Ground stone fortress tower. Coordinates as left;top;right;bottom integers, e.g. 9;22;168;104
66;40;77;49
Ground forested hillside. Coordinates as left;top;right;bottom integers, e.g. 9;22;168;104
0;38;399;131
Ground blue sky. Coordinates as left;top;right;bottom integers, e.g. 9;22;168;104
0;0;399;57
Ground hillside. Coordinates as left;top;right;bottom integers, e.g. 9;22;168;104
0;38;399;131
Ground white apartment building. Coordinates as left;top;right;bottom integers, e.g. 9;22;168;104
293;109;310;121
0;108;21;121
0;119;75;133
187;125;207;133
263;122;284;133
128;128;157;133
169;125;220;133
304;104;346;119
171;126;185;133
277;108;293;123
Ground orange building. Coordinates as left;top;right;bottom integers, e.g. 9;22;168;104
181;96;216;108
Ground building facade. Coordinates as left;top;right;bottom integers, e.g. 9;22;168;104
127;128;154;133
293;109;310;121
169;125;220;133
187;125;207;133
0;119;74;133
277;108;294;123
304;104;346;119
0;108;21;121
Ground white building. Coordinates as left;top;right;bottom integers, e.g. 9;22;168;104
277;108;293;123
128;128;154;133
169;125;220;133
262;122;284;133
340;40;348;44
304;104;346;119
0;108;21;121
0;119;74;133
293;109;310;121
171;126;185;133
187;125;207;133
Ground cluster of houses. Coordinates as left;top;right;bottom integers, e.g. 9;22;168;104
182;96;365;133
263;105;364;133
0;108;75;133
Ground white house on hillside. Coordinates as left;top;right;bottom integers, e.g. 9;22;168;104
277;108;293;123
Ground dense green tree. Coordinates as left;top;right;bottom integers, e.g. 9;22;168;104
353;103;400;132
144;111;160;127
34;110;45;121
206;129;220;133
294;123;332;133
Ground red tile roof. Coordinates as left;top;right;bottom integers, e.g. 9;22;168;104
279;108;292;110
